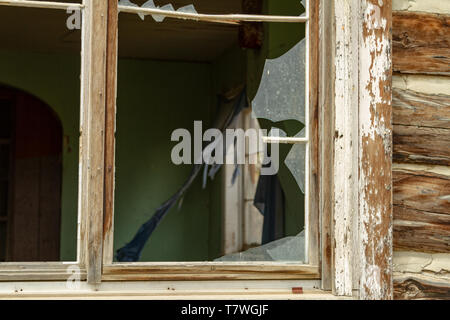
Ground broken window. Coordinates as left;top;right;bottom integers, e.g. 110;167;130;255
110;0;312;264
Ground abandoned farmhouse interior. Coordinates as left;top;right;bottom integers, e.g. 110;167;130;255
0;0;448;300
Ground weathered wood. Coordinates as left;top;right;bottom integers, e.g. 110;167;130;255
393;169;450;215
103;0;118;265
393;11;450;75
393;88;450;129
0;262;86;281
82;0;108;284
308;0;320;271
319;0;335;292
393;169;450;253
0;0;84;11
393;0;450;15
77;0;89;270
393;251;450;274
394;206;450;253
332;0;359;296
0;280;343;300
0;292;343;300
358;0;393;300
394;274;450;300
102;263;320;281
393;125;450;166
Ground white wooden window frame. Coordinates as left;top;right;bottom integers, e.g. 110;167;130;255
0;0;393;300
100;0;321;285
0;0;105;283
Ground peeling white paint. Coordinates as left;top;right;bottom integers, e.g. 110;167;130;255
394;251;450;279
393;75;450;96
393;0;450;14
359;0;392;300
333;0;359;297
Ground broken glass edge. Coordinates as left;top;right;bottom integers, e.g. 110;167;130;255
214;230;305;262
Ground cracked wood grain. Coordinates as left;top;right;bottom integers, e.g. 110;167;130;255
394;273;450;300
103;0;118;265
392;89;450;129
393;169;450;253
333;0;359;297
393;11;450;75
82;0;108;284
393;125;450;166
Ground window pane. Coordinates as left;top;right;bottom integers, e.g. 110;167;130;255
0;6;81;261
251;39;306;138
113;0;307;263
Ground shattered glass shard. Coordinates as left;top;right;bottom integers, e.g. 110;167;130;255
284;129;306;193
119;0;145;20
140;0;156;20
119;0;139;10
251;39;306;125
268;127;287;139
121;0;182;22
152;4;175;22
177;4;198;14
214;230;305;262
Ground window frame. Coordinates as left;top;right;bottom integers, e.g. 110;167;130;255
100;0;321;283
0;0;394;300
0;0;103;283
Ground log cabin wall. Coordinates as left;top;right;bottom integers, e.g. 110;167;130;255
392;0;450;300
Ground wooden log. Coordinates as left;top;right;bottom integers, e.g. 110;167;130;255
394;206;450;253
393;169;450;253
393;125;450;166
394;274;450;300
393;169;450;215
358;0;393;300
393;11;450;75
393;89;450;129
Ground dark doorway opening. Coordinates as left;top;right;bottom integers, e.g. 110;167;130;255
0;87;62;262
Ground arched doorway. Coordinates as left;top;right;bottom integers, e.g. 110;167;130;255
0;87;62;261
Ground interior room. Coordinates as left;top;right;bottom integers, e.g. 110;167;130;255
0;0;307;263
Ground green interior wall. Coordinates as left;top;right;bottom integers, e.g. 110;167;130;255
0;0;307;261
114;58;217;261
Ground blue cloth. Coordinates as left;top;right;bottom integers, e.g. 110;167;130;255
116;89;249;262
